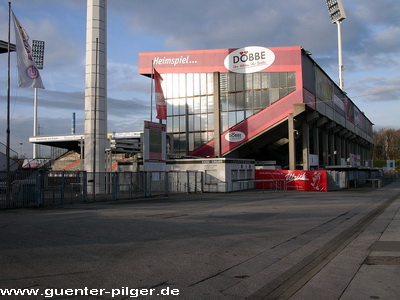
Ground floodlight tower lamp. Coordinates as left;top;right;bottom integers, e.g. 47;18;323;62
31;40;45;158
325;0;346;91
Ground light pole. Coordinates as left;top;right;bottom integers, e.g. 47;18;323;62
325;0;346;91
19;143;23;159
31;40;45;158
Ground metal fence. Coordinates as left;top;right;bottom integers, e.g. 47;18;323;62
326;169;386;190
0;170;204;209
2;169;396;209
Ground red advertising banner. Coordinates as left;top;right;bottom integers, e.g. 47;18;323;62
255;170;328;192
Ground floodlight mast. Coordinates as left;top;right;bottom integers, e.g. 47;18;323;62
31;40;45;158
325;0;346;91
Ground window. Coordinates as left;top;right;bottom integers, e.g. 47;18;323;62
207;96;214;113
200;96;208;113
165;72;215;155
164;71;296;155
219;71;296;132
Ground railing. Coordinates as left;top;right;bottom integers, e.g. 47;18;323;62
2;169;394;209
326;169;392;190
0;170;204;209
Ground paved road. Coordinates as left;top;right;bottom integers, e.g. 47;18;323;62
1;180;400;299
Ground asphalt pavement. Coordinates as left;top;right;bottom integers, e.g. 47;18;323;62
1;179;400;299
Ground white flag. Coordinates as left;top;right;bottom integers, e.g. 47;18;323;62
12;11;44;89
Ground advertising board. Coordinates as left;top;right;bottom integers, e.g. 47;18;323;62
255;170;328;191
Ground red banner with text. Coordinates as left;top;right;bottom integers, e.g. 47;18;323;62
255;170;328;192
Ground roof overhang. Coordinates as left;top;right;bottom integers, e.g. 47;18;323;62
0;40;16;53
29;134;84;152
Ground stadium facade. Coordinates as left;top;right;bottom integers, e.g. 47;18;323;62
138;46;373;170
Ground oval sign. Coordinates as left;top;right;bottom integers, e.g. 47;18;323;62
225;131;246;143
224;46;275;74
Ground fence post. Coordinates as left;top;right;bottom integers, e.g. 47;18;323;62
105;172;110;194
129;172;133;199
186;171;190;194
201;171;204;193
194;172;197;193
61;171;65;205
82;171;88;202
112;172;119;201
143;172;147;198
177;172;179;193
164;171;169;197
148;172;152;197
35;172;42;207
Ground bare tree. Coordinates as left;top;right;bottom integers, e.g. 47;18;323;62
372;129;400;160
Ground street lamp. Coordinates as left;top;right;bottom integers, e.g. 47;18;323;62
325;0;346;91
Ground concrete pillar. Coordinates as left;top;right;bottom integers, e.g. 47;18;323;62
288;113;296;170
302;121;310;170
312;126;319;156
366;146;371;167
355;143;360;166
348;140;353;164
345;138;349;163
336;136;342;165
360;146;365;166
329;132;335;166
213;72;221;157
322;131;329;167
341;136;346;165
312;126;319;169
84;0;107;193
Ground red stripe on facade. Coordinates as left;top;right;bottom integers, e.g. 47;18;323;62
138;46;302;75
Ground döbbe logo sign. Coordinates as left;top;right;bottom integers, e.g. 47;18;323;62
224;46;275;73
225;131;246;142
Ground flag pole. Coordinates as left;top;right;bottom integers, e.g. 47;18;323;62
33;88;38;158
6;2;11;205
150;60;154;122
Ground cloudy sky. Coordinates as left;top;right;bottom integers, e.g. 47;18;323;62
0;0;399;157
